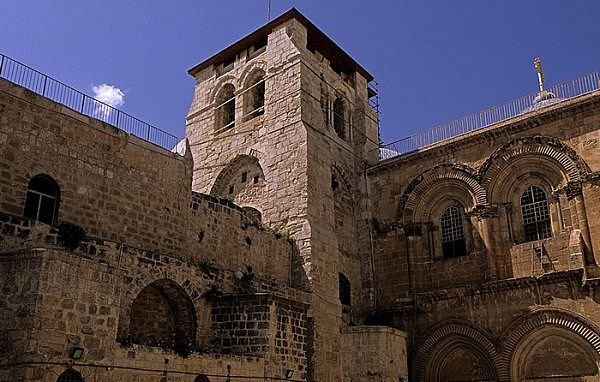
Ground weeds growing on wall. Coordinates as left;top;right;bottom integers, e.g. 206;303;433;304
201;284;223;301
198;261;218;278
56;221;87;251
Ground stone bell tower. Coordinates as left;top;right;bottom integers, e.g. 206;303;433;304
185;8;379;380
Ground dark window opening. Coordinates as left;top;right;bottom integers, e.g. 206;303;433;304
254;37;267;51
441;207;467;259
331;173;339;192
57;369;84;382
194;375;210;382
223;56;235;67
253;175;259;184
330;63;342;75
228;185;234;194
215;84;235;131
521;185;552;242
241;171;248;183
338;273;351;306
24;174;60;225
245;71;265;120
333;97;345;139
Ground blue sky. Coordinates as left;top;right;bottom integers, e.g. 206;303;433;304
1;1;599;144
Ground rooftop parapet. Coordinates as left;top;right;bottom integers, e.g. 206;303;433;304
379;71;600;161
0;53;179;151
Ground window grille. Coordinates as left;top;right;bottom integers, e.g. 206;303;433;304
23;174;60;225
441;206;467;258
520;185;552;242
56;369;84;382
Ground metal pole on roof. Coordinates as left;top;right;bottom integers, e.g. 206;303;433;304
268;0;271;21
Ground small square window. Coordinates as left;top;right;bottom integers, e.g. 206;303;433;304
241;171;248;182
253;176;259;184
228;185;234;194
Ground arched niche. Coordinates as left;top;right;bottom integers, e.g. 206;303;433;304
128;279;197;347
210;155;264;204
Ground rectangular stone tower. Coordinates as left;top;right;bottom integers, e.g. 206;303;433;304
185;8;380;381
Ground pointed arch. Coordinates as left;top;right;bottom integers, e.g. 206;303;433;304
210;154;264;199
479;135;589;201
500;309;600;381
413;321;501;382
127;278;197;347
397;164;486;224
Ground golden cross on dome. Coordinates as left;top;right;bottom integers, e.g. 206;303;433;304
534;57;546;93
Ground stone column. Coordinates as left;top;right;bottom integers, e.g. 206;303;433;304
565;182;595;265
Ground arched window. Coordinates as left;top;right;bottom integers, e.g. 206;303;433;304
57;368;84;382
441;207;467;259
520;185;552;242
333;97;345;139
338;273;351;306
215;84;235;131
24;174;60;225
194;375;210;382
244;70;265;120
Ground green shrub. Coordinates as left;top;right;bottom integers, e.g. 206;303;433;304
56;222;87;251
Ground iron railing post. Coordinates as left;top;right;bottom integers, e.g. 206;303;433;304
81;95;85;113
147;124;151;141
42;76;47;96
0;55;4;77
116;110;120;128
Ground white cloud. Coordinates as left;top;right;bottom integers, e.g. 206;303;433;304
91;83;125;119
92;83;125;107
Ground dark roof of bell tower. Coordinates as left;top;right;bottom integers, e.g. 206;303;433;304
188;8;373;81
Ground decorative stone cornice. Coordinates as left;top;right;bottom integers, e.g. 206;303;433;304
563;180;583;200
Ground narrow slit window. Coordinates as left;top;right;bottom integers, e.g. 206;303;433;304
338;273;351;306
441;206;467;259
520;185;552;242
333;97;345;139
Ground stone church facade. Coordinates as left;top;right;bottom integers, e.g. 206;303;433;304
1;8;600;382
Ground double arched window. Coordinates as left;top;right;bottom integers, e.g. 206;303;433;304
520;185;552;242
23;174;60;225
441;207;467;259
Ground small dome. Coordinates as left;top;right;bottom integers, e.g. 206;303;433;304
522;91;564;113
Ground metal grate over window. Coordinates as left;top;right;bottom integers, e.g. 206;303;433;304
520;185;552;242
56;369;84;382
441;207;467;258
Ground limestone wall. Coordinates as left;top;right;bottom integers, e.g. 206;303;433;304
368;93;600;304
0;70;310;381
341;326;408;382
0;78;192;258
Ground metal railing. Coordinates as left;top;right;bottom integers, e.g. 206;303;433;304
380;71;600;160
0;53;179;150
